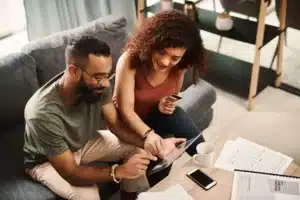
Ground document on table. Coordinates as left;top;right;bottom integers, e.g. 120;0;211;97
137;184;193;200
214;137;293;174
231;170;300;200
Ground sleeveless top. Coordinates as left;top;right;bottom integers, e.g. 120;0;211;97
134;67;179;120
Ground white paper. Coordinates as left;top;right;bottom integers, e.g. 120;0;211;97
137;184;193;200
231;171;300;200
214;137;293;174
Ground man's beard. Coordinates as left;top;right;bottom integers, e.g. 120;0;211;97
76;77;106;104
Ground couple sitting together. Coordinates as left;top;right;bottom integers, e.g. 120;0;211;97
23;10;207;200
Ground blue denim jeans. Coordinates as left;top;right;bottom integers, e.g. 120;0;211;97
144;105;205;186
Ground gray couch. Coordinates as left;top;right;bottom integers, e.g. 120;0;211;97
0;15;216;200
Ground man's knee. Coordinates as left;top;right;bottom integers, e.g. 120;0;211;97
70;185;100;200
121;175;150;193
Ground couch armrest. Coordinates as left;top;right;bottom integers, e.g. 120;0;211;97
178;79;216;125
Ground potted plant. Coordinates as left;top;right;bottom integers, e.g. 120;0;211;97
160;0;173;10
215;9;234;31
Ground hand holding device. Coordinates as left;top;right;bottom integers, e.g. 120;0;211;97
159;94;181;115
162;137;187;159
169;94;182;100
186;168;217;190
116;151;157;179
144;131;165;158
147;132;203;175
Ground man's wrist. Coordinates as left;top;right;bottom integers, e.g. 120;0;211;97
110;164;122;183
114;164;124;180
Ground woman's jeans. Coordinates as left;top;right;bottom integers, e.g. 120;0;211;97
144;105;205;186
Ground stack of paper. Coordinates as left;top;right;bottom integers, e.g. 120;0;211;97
137;184;193;200
214;137;293;174
231;170;300;200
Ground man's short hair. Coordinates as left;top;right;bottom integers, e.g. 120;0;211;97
65;35;111;68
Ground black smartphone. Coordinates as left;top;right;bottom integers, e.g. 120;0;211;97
186;168;217;190
168;94;182;101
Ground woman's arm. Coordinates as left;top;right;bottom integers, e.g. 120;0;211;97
113;52;152;138
114;53;165;157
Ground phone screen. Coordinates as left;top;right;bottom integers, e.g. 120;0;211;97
188;169;215;188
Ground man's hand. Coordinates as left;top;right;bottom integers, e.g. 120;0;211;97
162;137;187;159
158;96;179;115
144;131;165;158
115;151;157;179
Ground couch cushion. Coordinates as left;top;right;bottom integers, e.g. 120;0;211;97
181;67;194;91
21;15;129;86
0;123;119;200
0;53;39;127
0;123;59;200
179;79;216;124
0;123;26;179
0;178;62;200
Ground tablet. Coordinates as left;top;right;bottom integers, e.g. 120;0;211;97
147;132;203;175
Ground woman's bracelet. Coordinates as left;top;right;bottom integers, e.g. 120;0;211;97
142;128;153;140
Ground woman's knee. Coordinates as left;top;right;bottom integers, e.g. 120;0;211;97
172;106;195;124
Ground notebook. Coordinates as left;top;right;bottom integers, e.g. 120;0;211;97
231;169;300;200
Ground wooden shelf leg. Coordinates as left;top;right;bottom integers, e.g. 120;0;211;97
248;0;268;111
275;0;287;87
137;0;146;27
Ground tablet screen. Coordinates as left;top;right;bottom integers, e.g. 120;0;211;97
147;132;202;175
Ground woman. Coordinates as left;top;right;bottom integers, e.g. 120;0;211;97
113;10;206;185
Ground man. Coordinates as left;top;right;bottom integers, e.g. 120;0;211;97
23;35;159;200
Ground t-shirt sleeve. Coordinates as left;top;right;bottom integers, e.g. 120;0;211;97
99;86;112;106
27;119;69;157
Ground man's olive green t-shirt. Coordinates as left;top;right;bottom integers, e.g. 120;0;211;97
23;72;112;168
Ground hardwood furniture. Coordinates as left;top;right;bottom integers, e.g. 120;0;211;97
274;0;300;97
137;0;287;111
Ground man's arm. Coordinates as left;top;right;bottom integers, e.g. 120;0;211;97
48;148;156;186
101;102;145;149
48;150;114;186
28;119;121;186
28;118;151;187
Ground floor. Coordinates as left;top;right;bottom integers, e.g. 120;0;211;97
202;86;300;166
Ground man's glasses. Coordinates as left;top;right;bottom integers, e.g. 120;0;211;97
79;68;115;85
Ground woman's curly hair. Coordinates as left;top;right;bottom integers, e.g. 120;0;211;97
124;9;207;84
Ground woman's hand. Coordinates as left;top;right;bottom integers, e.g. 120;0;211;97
158;96;179;115
162;137;187;159
144;131;165;158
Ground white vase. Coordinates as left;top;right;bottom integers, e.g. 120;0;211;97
216;15;233;31
160;0;173;11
